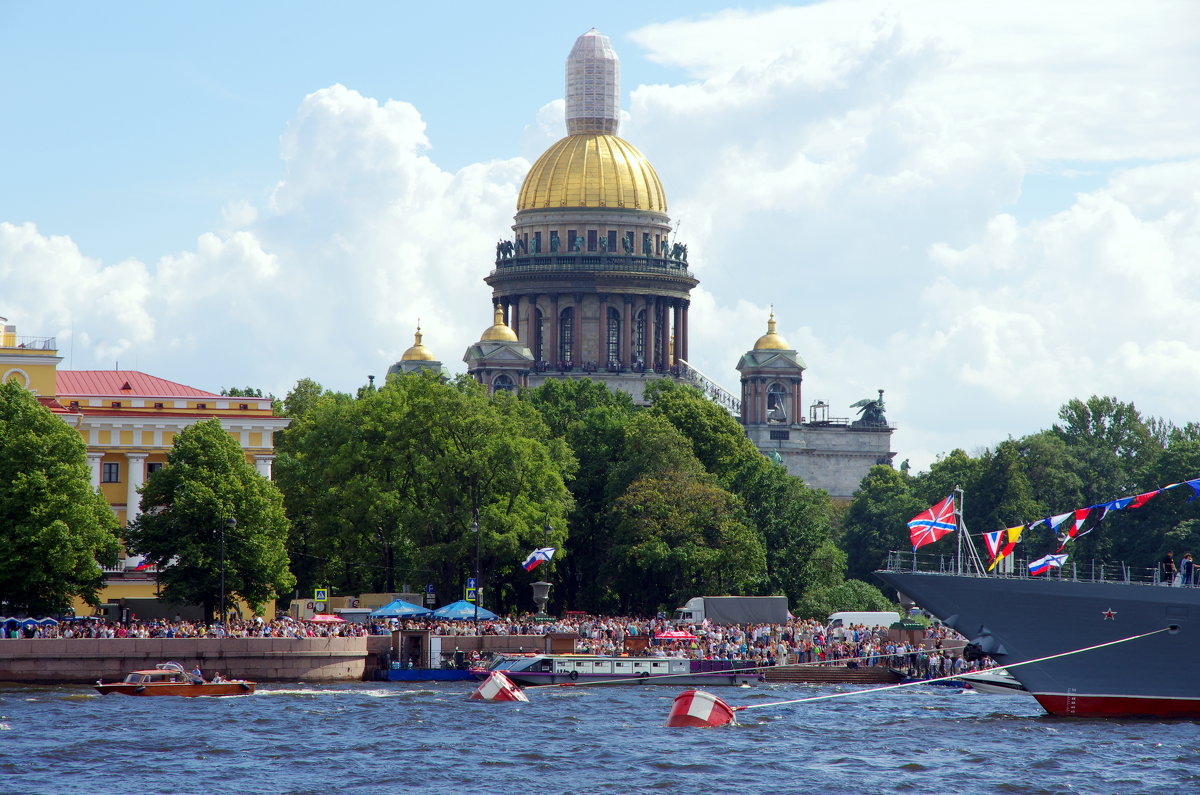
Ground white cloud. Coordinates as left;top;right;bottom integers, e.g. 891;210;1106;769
4;2;1198;479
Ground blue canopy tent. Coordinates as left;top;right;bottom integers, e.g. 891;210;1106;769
369;599;433;619
432;600;498;621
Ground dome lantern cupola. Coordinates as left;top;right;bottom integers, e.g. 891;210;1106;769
400;323;436;362
480;305;519;342
753;311;791;351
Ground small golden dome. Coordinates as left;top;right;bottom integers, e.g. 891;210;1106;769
753;311;791;351
400;325;435;362
481;306;518;342
517;134;667;213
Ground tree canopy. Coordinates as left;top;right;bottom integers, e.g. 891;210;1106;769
0;382;121;614
127;418;295;621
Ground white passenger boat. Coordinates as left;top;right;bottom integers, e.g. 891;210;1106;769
953;668;1028;695
472;654;763;686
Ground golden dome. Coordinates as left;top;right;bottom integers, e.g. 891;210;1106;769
400;325;435;362
754;311;791;351
480;306;518;342
517;134;667;213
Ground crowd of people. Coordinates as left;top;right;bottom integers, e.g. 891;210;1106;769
5;611;988;678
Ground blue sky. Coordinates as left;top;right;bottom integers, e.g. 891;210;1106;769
3;1;1199;472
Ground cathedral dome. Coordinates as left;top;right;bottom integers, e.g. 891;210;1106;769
480;306;519;342
517;134;667;213
400;326;435;361
753;312;791;351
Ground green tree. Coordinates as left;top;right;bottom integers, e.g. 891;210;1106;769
608;469;766;614
0;381;121;614
644;379;762;480
522;379;636;609
840;466;925;582
127;418;295;621
275;373;575;613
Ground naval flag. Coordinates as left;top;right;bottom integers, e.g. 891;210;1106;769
908;495;956;551
1029;553;1068;576
522;547;556;572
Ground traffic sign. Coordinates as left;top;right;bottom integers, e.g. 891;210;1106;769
314;601;327;613
465;587;478;603
315;588;328;602
467;577;477;589
425;584;435;594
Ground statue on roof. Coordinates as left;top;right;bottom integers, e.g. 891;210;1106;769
851;390;887;427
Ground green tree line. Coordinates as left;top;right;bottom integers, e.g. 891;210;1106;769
839;396;1200;581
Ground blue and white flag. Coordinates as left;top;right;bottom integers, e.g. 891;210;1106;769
522;547;556;572
1029;553;1068;576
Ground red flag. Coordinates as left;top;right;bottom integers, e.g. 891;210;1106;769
908;495;956;550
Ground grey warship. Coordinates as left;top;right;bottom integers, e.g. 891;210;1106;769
876;561;1200;717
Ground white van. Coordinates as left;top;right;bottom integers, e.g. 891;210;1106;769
826;611;901;631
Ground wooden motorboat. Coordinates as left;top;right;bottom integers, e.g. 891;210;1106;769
94;662;255;696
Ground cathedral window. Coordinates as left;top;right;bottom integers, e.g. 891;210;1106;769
607;230;617;252
634;310;646;364
587;230;597;251
559;307;574;364
770;430;790;441
606;307;621;366
493;374;515;394
534;309;544;361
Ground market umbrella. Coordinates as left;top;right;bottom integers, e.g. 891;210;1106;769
307;614;346;623
370;599;433;619
432;600;498;621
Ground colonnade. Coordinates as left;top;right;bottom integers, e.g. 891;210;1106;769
496;293;689;371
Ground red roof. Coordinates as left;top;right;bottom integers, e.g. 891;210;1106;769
37;396;73;414
56;371;220;399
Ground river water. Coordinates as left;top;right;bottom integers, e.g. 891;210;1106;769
4;680;1200;794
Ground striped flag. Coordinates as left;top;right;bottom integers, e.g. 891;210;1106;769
908;495;956;551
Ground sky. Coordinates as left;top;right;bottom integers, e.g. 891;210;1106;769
2;0;1199;473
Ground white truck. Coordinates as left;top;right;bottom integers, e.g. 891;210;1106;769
673;596;789;625
826;611;901;631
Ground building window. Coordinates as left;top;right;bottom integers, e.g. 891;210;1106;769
587;230;597;252
769;430;791;441
534;231;542;254
146;462;164;475
239;403;249;410
607;230;618;252
606;307;621;366
154;402;164;409
69;401;80;410
111;401;121;408
567;229;577;252
102;462;120;483
534;308;544;361
634;310;646;364
196;403;206;410
492;374;515;394
559;307;574;364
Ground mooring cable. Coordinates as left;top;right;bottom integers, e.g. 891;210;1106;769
731;625;1175;711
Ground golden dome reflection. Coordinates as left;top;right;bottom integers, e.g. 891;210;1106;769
753;311;791;351
517;134;667;214
480;306;519;342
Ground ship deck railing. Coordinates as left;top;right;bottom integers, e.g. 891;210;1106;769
882;550;1169;586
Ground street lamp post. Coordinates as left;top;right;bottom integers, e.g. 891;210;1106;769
222;517;236;625
471;512;480;623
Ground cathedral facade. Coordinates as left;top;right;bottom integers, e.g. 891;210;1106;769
394;29;894;500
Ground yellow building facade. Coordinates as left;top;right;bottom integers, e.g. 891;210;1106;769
1;319;290;617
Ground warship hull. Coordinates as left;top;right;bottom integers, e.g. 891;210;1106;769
875;569;1200;718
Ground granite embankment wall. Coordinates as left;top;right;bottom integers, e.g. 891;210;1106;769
0;635;550;684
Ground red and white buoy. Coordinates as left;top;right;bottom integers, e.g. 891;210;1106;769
666;689;738;727
469;671;529;702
